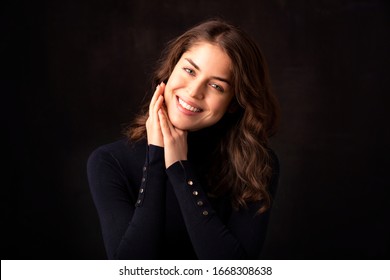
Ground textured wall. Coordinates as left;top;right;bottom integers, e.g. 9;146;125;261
3;0;389;259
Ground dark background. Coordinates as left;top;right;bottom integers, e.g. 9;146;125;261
2;0;389;259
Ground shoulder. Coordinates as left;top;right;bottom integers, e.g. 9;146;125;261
87;137;147;177
91;136;146;156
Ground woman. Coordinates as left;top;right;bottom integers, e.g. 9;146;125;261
87;18;280;260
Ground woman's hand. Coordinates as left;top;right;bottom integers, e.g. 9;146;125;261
146;83;165;147
158;107;188;168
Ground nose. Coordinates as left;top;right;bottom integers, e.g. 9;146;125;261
187;81;204;99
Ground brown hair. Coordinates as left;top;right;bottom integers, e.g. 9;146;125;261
125;18;280;213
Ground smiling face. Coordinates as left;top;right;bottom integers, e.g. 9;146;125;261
164;42;234;131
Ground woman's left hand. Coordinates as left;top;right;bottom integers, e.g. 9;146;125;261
158;108;188;168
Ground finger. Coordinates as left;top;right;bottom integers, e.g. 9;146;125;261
160;106;177;134
158;109;171;139
155;94;164;112
149;83;164;115
152;95;164;128
149;85;160;111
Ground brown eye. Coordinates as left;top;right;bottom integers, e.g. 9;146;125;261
210;83;224;93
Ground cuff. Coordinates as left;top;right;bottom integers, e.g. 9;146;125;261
166;161;213;218
135;144;165;208
147;144;165;165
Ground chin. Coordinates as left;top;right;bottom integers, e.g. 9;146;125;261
170;120;194;131
168;117;198;131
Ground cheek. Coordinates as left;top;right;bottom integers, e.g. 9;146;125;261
166;69;184;87
165;73;188;102
164;79;176;101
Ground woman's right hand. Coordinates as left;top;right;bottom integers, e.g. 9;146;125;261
146;82;165;147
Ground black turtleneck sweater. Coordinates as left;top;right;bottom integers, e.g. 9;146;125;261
87;131;279;260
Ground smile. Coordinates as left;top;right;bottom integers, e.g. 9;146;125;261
177;97;202;113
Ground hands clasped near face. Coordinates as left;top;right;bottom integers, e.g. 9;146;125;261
146;82;188;168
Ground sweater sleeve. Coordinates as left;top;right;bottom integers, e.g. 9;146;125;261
87;144;166;259
166;154;279;260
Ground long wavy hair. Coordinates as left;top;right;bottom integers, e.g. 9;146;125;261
125;18;280;213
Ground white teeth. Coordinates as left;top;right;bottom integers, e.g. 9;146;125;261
178;98;201;112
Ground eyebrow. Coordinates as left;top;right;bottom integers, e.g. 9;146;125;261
184;58;231;85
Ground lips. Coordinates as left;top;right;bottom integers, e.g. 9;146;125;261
177;96;202;113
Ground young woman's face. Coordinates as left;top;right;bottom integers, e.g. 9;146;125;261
164;42;234;131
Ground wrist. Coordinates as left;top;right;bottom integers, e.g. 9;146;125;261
165;156;187;169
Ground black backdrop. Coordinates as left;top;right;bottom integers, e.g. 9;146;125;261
3;0;389;259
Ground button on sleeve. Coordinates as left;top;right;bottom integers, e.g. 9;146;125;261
135;164;147;207
166;160;214;217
